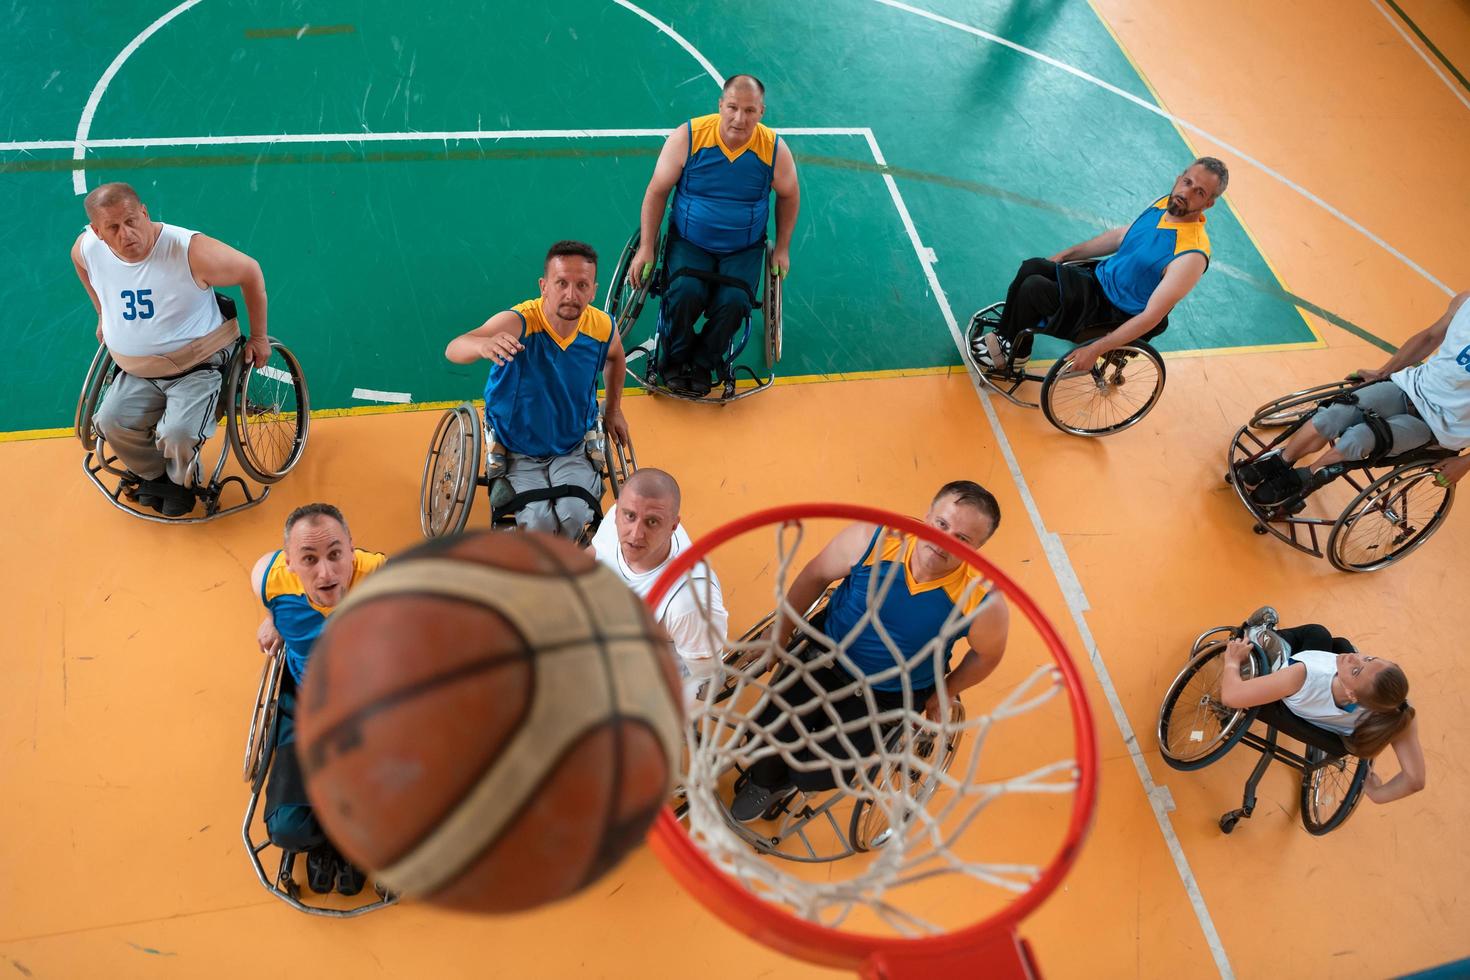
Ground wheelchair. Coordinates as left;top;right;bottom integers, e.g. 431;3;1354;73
241;647;396;915
75;296;309;523
418;402;635;543
693;595;968;863
604;227;783;404
1157;615;1370;836
963;266;1168;437
1225;379;1460;572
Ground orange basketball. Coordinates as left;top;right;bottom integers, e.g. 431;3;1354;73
294;530;684;913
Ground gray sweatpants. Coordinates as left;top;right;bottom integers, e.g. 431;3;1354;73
93;348;229;486
1312;380;1433;461
506;449;600;538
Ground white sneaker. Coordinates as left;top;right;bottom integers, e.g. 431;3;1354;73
971;332;1028;373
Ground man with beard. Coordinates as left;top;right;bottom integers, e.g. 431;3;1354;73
971;157;1227;374
445;240;630;537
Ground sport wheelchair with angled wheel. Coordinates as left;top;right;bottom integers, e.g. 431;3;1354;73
1225;379;1460;572
604;228;782;404
75;296;309;523
242;647;396;915
1157;615;1369;836
418;402;635;543
964;263;1167;437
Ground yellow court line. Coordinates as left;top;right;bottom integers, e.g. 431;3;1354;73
1083;0;1327;351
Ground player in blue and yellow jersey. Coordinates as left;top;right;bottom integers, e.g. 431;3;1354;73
445;240;629;538
250;503;387;895
630;74;800;396
731;481;1010;821
973;157;1229;374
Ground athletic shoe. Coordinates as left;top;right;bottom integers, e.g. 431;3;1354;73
123;472;164;512
971;332;1027;373
336;861;367;897
1236;451;1290;489
1251;464;1343;508
730;779;795;823
160;486;196;518
306;845;339;894
1244;606;1279;629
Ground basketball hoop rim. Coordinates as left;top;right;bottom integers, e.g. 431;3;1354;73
645;502;1100;972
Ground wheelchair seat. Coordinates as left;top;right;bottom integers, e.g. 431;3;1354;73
76;294;310;524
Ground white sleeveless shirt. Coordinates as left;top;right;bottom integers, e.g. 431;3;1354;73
1393;298;1470;450
78;223;223;357
1281;650;1364;737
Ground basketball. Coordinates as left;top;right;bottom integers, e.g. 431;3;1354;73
293;530;684;913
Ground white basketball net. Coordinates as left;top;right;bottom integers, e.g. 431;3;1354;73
679;520;1080;937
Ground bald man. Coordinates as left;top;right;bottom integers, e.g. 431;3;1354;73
590;468;728;701
73;182;269;516
630;74;800;398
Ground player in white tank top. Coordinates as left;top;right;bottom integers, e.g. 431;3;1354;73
70;183;273;511
1217;629;1426;806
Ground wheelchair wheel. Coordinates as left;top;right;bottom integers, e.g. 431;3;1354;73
1299;749;1369;835
1326;460;1455;572
225;339;310;484
1158;640;1264;771
1040;341;1165;436
763;243;783;370
420;404;482;539
75;343;116;451
1248;379;1357;429
243;652;285;794
850;701;966;852
605;229;657;340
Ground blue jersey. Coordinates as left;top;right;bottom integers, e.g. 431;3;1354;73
823;528;990;693
1095;197;1211;315
261;548;387;684
483;299;612;457
669;114;778;255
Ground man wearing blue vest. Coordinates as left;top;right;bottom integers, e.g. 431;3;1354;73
630;74;801;397
972;157;1228;374
445;240;629;538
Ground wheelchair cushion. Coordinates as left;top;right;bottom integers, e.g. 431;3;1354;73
1256;701;1350;758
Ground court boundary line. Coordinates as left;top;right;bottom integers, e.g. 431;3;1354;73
863;128;1236;979
1370;0;1470;112
866;0;1453;299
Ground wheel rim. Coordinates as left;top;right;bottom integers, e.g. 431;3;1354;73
1250;381;1357;428
234;344;307;480
423;410;475;537
1330;466;1454;571
1160;644;1249;763
1305;757;1357;826
1045;347;1163;435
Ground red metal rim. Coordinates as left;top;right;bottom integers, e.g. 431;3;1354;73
645;502;1099;972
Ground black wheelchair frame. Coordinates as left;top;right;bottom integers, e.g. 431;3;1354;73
75;296;309;523
241;649;396;916
1225;379;1459;572
1158;621;1370;836
604;227;782;404
419;402;635;543
963;263;1168;436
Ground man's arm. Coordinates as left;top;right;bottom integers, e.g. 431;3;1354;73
1049;226;1127;264
630;127;689;288
1365;716;1426;804
250;552;281;654
601;329;630;445
1065;252;1206;368
777;522;875;644
1356;290;1468;381
770;140;800;276
927;595;1010;720
445;310;525;365
71;235;104;342
189;235;269;367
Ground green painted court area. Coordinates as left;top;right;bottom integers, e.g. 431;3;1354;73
0;0;1315;435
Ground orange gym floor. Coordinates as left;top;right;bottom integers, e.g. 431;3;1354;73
4;1;1469;977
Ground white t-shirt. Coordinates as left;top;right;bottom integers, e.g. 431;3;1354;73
1281;650;1365;737
591;506;728;679
1393;298;1470;450
78;223;224;357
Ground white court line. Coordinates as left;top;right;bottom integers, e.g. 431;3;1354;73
868;0;1454;298
351;387;411;404
0;126;870;153
609;0;723;87
862;127;1236;979
70;0;204;194
1368;0;1470;113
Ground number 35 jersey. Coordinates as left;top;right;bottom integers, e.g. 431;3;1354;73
77;222;224;357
